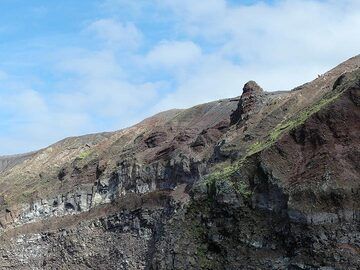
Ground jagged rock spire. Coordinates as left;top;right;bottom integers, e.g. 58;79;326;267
242;80;263;94
230;80;264;126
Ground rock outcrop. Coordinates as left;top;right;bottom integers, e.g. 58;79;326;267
230;80;265;125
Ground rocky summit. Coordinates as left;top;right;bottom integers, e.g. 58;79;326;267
0;55;359;270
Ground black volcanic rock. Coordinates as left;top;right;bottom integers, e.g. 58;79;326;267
243;80;263;94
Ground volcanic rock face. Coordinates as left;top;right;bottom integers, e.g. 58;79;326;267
0;55;359;269
230;80;265;125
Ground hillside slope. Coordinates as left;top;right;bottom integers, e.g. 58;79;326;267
0;55;359;269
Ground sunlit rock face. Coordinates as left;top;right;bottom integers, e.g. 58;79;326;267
0;152;36;173
0;55;359;269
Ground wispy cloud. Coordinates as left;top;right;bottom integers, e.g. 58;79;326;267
87;19;143;49
146;41;202;69
144;0;360;107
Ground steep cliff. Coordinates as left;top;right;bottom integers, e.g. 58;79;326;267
0;55;359;270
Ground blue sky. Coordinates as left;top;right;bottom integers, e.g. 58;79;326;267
0;0;359;155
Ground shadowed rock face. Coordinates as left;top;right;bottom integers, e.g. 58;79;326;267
243;80;263;94
0;55;359;269
230;80;265;125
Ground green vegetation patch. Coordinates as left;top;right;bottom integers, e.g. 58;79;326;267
271;91;343;140
78;149;92;160
204;163;252;199
247;86;347;157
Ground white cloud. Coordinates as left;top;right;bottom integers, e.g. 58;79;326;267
152;0;360;91
0;48;160;154
87;19;142;49
159;0;226;23
55;47;159;118
145;0;360;112
57;50;123;78
146;40;202;69
0;89;47;116
153;56;244;111
0;87;92;154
